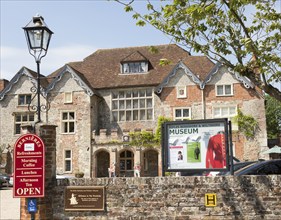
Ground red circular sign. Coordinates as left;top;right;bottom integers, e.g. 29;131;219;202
13;134;45;198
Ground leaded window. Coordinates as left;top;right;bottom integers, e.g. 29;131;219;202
112;89;153;122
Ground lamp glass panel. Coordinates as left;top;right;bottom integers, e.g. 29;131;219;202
27;29;43;49
42;30;50;50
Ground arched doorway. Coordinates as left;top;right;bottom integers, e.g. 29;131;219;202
119;150;134;177
143;149;158;177
96;150;110;177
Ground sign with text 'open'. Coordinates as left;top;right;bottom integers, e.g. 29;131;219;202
13;134;45;198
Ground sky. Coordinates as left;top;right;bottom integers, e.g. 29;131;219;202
0;0;280;91
0;0;172;81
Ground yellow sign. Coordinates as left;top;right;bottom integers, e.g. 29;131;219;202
205;193;217;207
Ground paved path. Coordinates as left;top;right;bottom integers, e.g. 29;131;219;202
0;187;20;220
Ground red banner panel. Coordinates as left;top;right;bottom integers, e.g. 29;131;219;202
13;134;45;198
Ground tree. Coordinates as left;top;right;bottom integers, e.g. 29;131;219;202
265;95;281;138
116;0;281;101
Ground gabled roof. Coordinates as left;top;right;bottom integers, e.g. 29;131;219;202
121;51;148;62
156;58;255;93
0;67;48;101
156;61;202;94
155;57;214;93
48;44;194;89
45;64;95;96
201;62;255;89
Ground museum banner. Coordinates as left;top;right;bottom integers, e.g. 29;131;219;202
162;118;230;172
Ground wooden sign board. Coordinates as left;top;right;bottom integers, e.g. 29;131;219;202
65;186;105;211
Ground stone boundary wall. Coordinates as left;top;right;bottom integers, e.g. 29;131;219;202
53;176;281;220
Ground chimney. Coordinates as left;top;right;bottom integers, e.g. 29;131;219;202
0;79;9;92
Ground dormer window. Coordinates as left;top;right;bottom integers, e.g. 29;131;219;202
122;61;148;74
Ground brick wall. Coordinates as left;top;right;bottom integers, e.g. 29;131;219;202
47;73;92;177
158;68;268;162
53;176;281;219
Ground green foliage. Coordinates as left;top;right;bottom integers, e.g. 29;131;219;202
164;172;174;176
148;46;159;54
159;59;172;66
265;95;281;138
155;116;171;144
116;0;281;101
129;130;157;148
234;109;259;139
128;116;171;148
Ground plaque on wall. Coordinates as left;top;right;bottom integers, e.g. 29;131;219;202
64;186;105;211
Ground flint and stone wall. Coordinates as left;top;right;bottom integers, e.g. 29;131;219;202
53;175;281;220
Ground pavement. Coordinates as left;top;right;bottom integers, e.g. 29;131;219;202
0;187;20;220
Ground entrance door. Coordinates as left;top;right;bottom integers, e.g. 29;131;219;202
96;151;110;177
119;150;134;177
143;150;158;177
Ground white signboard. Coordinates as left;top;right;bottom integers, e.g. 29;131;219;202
163;119;229;171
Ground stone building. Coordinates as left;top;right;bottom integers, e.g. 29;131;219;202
0;44;268;177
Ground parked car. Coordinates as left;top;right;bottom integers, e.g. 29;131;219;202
234;159;281;176
217;160;260;176
0;172;10;187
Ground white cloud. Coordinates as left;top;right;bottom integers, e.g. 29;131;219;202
0;45;97;80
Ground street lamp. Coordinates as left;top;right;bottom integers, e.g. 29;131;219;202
23;14;53;123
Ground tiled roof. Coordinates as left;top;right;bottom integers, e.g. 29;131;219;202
48;44;214;90
182;56;214;81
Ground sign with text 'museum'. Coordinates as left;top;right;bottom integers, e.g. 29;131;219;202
13;134;45;198
65;186;105;211
163;118;229;172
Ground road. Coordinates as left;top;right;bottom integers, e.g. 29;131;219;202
0;187;20;220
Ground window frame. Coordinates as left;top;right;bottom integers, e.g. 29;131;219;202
18;94;32;106
119;150;134;172
215;84;233;96
14;112;35;134
64;149;72;173
64;92;73;104
212;105;238;130
174;107;191;121
61;111;76;134
111;88;154;122
121;61;148;74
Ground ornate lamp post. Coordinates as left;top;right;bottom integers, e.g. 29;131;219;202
23;14;53;122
